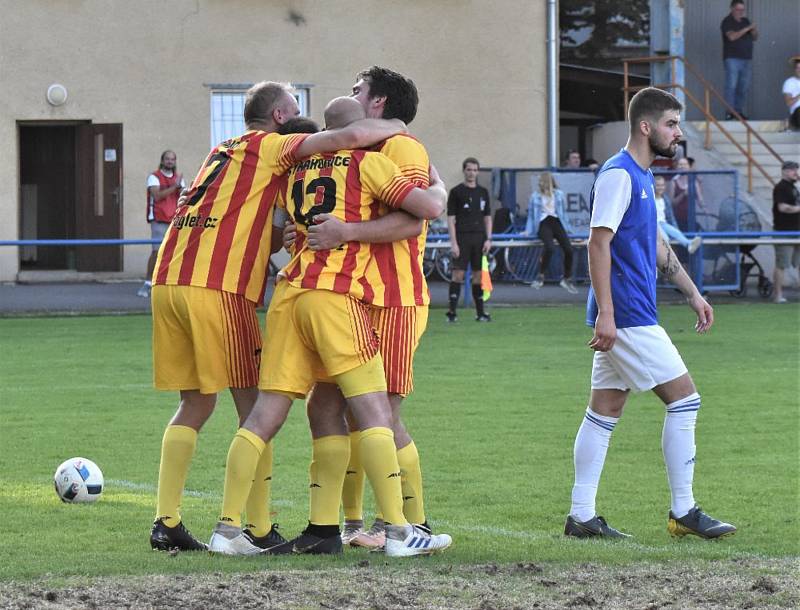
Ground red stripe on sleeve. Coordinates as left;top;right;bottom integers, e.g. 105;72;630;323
277;134;310;171
380;177;416;209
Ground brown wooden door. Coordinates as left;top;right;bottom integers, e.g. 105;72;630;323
75;123;123;271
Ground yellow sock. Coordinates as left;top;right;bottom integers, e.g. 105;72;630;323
244;441;273;537
219;428;265;529
342;431;365;521
155;425;197;527
359;427;406;525
397;441;426;524
309;435;350;525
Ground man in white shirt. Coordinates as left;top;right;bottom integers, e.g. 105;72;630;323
139;151;185;297
783;58;800;131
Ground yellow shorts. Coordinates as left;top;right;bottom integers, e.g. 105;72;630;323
369;304;428;396
260;282;384;398
152;285;261;394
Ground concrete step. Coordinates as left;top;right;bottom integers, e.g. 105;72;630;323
715;142;800;156
724;165;784;183
722;153;786;167
689;120;787;133
735;174;778;188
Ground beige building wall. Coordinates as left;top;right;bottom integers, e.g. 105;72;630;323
0;0;547;282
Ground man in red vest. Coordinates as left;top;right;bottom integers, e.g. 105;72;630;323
139;150;185;298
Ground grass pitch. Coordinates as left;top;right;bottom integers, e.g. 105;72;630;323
0;303;798;607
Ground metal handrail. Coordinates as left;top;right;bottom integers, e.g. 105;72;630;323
622;55;785;193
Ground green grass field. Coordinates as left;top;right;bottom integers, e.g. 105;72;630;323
1;304;798;588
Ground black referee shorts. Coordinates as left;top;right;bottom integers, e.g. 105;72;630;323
453;232;485;272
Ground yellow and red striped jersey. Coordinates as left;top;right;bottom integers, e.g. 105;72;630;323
280;150;416;301
153;131;307;305
364;134;431;307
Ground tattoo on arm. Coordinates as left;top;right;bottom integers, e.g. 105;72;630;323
658;235;681;279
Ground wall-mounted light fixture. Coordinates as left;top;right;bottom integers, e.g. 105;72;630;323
46;84;68;106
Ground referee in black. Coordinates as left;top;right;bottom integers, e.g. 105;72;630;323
446;157;493;322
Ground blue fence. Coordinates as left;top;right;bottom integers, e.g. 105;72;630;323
473;166;758;293
3;164;797;302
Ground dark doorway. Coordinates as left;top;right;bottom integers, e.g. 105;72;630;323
18;123;123;271
19;125;77;270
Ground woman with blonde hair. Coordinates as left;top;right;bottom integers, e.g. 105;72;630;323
525;171;577;292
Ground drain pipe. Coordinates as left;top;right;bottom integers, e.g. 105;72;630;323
547;0;558;168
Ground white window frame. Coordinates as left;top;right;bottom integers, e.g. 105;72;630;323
207;83;311;147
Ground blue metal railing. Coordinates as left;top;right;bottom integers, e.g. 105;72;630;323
4;232;799;301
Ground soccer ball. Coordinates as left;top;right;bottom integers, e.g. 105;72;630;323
54;457;104;503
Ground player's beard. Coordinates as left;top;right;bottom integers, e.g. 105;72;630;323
648;132;677;158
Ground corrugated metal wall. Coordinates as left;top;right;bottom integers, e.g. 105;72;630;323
684;0;799;120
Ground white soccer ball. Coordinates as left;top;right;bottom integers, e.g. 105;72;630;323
54;457;104;503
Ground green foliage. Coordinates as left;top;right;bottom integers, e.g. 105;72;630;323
560;0;650;66
0;304;797;580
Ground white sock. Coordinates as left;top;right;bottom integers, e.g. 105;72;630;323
662;392;700;518
570;407;619;522
144;280;152;287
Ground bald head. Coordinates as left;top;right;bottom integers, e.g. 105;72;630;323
324;96;366;130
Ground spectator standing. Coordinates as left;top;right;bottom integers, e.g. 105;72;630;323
446;157;492;322
564;150;581;169
139;150;185;298
720;1;758;120
668;157;704;231
772;161;800;303
782;58;800;131
525;172;577;293
654;175;702;254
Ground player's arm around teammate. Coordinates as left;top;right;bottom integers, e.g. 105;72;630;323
307;73;443;547
305;211;423;250
293;117;407;160
150;84;409;554
301;165;446;546
208;98;452;557
282;167;445;251
305;165;445;250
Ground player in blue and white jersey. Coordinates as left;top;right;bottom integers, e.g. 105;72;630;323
564;87;736;540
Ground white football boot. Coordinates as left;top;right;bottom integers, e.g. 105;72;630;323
208;521;263;556
384;524;452;557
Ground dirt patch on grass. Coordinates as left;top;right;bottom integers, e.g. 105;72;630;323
1;557;797;609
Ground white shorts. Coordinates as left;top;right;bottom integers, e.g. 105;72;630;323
591;325;688;393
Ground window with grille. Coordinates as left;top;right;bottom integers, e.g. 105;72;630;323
208;84;310;147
